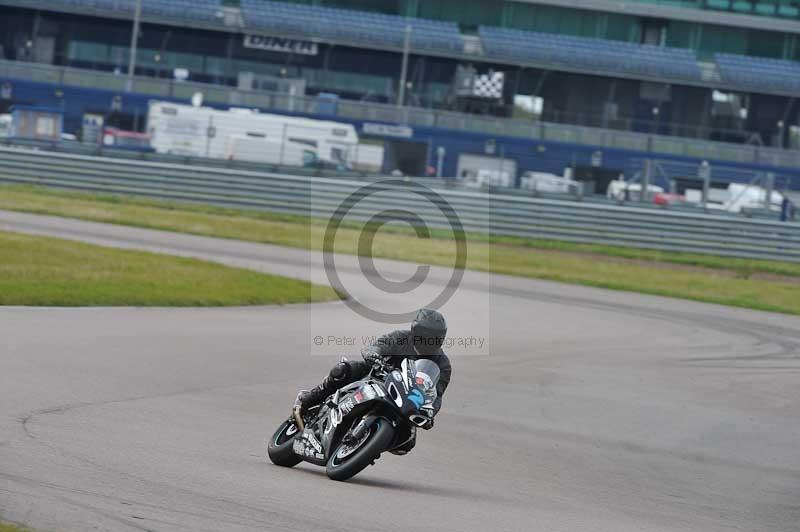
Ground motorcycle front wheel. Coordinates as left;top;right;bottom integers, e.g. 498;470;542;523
326;417;395;481
267;419;302;467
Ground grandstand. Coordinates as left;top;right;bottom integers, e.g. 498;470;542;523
478;26;702;82
1;0;800;184
716;53;800;94
240;0;463;53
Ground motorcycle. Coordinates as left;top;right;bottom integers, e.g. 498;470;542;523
267;358;440;481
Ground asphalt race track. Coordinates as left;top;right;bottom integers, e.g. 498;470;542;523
0;210;798;532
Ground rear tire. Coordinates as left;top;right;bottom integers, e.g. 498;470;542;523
268;420;302;467
326;418;394;481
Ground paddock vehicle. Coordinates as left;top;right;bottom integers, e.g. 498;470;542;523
268;358;438;481
520;171;580;195
146;100;359;169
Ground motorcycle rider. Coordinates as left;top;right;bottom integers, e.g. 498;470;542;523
294;308;452;445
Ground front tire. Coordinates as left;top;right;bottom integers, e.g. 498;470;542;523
326;418;395;481
268;420;302;467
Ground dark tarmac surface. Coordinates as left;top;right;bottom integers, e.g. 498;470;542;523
1;210;798;532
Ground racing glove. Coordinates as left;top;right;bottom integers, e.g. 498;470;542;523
361;346;386;366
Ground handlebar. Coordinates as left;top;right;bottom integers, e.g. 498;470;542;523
368;357;392;378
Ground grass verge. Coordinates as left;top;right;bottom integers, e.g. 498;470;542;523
3;185;800;314
0;230;338;306
0;523;30;532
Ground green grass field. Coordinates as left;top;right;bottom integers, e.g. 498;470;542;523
0;230;338;306
0;522;29;532
3;184;800;314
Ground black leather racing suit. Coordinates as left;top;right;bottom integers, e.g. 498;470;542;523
340;329;451;453
352;329;452;415
301;330;452;453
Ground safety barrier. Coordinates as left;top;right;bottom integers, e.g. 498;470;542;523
1;145;799;261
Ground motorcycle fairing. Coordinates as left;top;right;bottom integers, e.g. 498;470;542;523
315;381;388;463
292;428;326;465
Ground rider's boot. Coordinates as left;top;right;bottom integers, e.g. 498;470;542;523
292;360;351;419
293;381;331;415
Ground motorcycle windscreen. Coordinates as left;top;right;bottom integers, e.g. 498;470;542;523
413;359;441;404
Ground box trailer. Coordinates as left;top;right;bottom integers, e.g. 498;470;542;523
224;135;317;167
146;101;359;168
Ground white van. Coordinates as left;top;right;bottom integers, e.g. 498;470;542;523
684;183;784;213
606;180;664;202
463;168;514;188
520;171;580;194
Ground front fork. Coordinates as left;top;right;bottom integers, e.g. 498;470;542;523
349;413;392;440
292;408;305;430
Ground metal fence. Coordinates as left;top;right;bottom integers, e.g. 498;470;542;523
3;59;800;169
1;145;800;261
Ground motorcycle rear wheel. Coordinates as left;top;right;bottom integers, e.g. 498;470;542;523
267;419;302;467
326;418;394;481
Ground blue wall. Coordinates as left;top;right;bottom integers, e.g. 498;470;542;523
3;76;800;190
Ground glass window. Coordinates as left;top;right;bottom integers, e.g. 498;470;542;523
506;3;537;31
67;41;110;63
665;21;695;49
204;56;228;76
606;14;637;42
321;0;400;14
418;0;501;27
747;29;784;58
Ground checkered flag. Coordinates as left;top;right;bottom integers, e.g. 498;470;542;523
472;71;505;99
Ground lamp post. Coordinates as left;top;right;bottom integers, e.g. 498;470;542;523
126;0;142;92
397;25;411;108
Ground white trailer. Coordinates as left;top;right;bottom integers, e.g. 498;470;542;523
350;144;385;173
0;114;11;138
146;101;359;168
224;135;316;167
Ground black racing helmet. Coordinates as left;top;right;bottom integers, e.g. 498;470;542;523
411;308;447;356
